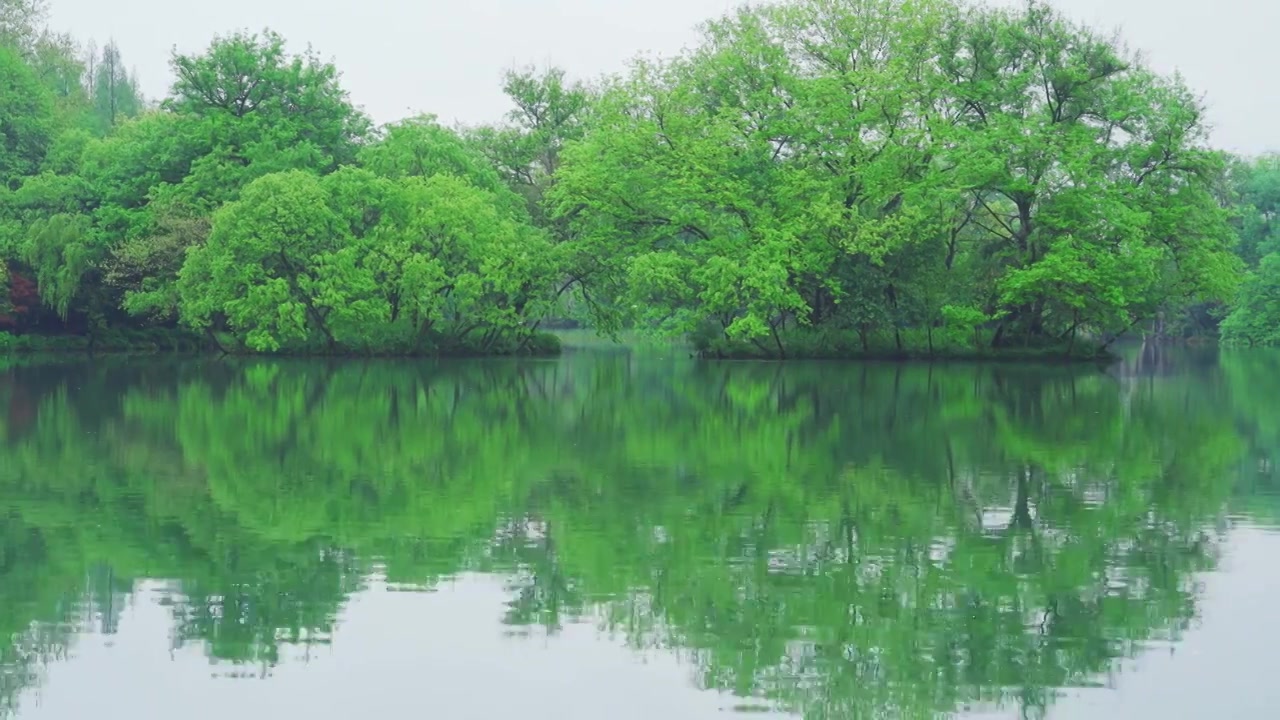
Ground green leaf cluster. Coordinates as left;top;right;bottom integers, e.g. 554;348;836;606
178;161;560;354
0;22;560;354
1219;156;1280;344
550;0;1243;357
0;0;1273;355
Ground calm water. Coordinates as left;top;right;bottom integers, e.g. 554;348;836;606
1;346;1278;719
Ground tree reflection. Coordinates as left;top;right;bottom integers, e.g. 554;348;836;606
1;350;1276;718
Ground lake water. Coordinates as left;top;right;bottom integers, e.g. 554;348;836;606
1;345;1278;719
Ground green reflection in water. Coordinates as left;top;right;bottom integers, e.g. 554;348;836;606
0;348;1276;718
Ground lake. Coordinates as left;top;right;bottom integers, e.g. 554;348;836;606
1;345;1278;719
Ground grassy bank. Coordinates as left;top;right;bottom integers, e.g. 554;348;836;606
554;329;689;354
552;326;1115;363
692;327;1116;363
4;324;1111;363
0;329;211;354
0;330;563;358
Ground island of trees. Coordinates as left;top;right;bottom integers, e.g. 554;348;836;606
2;0;1278;358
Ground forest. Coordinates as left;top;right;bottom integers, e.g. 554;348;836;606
2;0;1279;358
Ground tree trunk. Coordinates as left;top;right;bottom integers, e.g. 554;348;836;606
205;327;228;355
769;318;785;359
1065;310;1079;357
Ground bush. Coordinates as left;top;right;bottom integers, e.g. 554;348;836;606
691;326;1109;362
0;328;211;354
520;331;562;356
207;327;563;357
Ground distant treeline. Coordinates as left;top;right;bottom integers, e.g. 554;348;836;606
1;0;1278;357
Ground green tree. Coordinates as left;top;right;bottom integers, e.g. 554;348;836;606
177;165;559;354
177;170;358;352
0;44;54;189
1221;253;1280;345
467;67;593;222
0;0;45;52
88;39;143;132
14;111;200;329
1228;154;1280;267
165;28;371;193
360;115;525;217
941;3;1240;348
552;0;1240;358
9;28;378;337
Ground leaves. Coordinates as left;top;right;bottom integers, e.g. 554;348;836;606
552;0;1240;356
0;0;1259;352
0;44;54;188
178;152;558;354
1222;253;1280;346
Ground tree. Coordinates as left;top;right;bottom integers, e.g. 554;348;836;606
21;211;98;320
8;29;378;337
360;115;525;217
177;162;559;354
939;3;1240;348
177;170;356;351
104;208;210;321
1221;253;1280;345
1229;154;1280;267
14;111;206;327
0;0;46;53
89;40;143;131
0;44;54;189
467;67;593;222
551;0;958;347
167;29;371;177
550;0;1240;357
0;1;1251;356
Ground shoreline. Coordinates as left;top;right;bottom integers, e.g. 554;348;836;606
0;330;1137;364
689;352;1120;365
0;330;564;358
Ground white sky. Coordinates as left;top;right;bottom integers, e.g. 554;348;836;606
44;0;1280;155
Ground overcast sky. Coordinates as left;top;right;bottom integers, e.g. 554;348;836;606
44;0;1279;155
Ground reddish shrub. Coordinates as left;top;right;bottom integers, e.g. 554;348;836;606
0;269;41;330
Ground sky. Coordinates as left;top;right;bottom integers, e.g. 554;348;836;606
44;0;1280;155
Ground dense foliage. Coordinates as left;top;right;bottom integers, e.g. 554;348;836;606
0;1;565;354
1221;156;1280;344
0;0;1275;355
549;0;1247;357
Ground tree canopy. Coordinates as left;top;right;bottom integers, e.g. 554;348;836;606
550;0;1242;356
0;0;1273;356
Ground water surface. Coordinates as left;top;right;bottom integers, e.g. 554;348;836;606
1;346;1278;719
